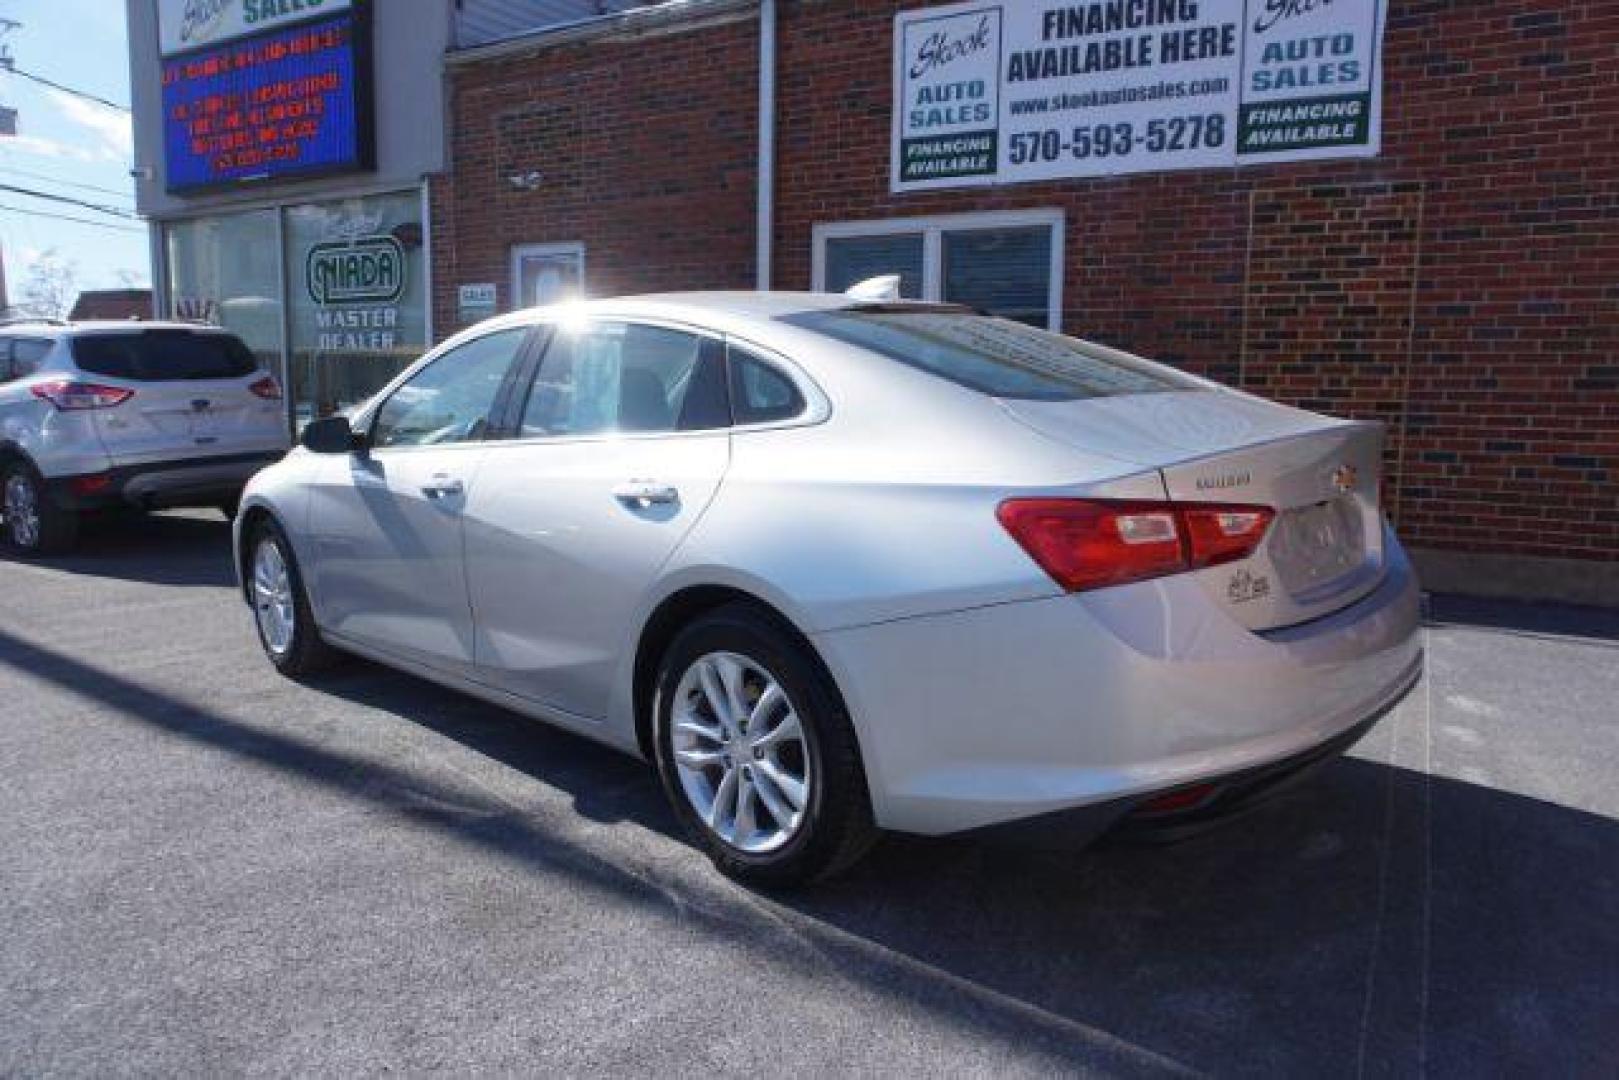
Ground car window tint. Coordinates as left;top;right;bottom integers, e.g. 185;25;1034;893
0;338;12;383
71;330;258;382
12;339;50;377
728;346;806;425
371;328;527;449
518;322;728;437
783;310;1197;401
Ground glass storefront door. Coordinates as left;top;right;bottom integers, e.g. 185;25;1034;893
285;191;427;426
164;189;428;433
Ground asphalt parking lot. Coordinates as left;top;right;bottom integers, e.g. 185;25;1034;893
1;511;1615;1076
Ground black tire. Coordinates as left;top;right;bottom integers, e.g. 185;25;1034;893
246;517;341;678
652;603;877;887
1;460;78;555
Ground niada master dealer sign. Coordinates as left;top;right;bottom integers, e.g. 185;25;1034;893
305;233;406;351
894;0;1386;191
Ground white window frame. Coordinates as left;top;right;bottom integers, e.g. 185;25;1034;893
811;208;1065;331
510;242;586;308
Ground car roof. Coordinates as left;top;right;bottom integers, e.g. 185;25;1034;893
0;320;233;337
471;290;969;340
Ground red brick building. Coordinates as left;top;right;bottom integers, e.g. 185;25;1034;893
68;289;155;322
432;0;1618;605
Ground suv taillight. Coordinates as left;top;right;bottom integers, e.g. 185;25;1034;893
248;375;282;400
997;498;1275;593
30;380;134;411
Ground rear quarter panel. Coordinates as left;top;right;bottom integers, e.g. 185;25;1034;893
598;380;1167;747
0;390;110;478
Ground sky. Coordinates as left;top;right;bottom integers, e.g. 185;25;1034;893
0;0;148;308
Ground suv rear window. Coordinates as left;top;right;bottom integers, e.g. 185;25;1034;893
71;330;257;382
783;310;1195;401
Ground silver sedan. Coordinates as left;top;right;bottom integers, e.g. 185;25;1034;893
235;291;1422;885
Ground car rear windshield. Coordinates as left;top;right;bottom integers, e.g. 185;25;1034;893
783;310;1197;401
71;330;257;382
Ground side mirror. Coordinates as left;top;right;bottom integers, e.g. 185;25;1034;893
301;415;362;455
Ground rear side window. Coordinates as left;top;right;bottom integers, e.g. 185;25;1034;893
728;345;806;425
71;330;258;382
519;322;729;437
12;339;50;377
783;310;1195;401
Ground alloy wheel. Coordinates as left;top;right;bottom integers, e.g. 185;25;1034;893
4;473;41;549
252;538;296;656
671;650;811;854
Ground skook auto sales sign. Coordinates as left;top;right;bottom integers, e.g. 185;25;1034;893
893;0;1386;191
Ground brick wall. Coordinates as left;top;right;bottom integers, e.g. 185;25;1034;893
436;0;1618;567
433;11;761;332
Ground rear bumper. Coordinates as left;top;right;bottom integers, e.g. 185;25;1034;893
813;525;1423;837
46;450;285;511
961;690;1408;851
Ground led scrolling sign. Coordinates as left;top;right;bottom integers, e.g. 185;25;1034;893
160;4;374;193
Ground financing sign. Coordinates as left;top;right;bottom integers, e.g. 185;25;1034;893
893;0;1386;191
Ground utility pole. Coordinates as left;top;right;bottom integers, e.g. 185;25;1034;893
0;18;18;135
0;19;17;316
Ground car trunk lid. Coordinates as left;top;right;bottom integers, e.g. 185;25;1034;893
70;329;287;466
1000;390;1387;630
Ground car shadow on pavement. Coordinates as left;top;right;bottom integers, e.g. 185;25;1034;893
2;625;1614;1075
7;510;238;588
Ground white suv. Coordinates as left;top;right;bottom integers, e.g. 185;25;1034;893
0;321;290;554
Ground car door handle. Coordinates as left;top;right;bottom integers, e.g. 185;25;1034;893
612;481;679;507
421;475;465;499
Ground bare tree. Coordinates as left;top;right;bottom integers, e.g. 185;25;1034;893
21;250;79;319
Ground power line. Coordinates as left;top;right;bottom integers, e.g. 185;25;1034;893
0;181;137;220
1;64;129;113
0;201;145;233
0;165;133;201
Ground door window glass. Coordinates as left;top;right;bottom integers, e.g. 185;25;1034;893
519;323;727;437
0;339;13;383
371;329;527;448
727;346;805;425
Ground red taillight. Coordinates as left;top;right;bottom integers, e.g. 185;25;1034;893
69;473;114;496
1137;782;1219;816
996;499;1186;592
30;380;134;411
248;375;282;400
997;498;1275;593
1181;506;1275;569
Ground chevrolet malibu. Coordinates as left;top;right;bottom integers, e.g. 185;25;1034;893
235;291;1422;886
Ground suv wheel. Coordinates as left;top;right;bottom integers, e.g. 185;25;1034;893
652;604;877;887
248;518;340;677
1;462;77;555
